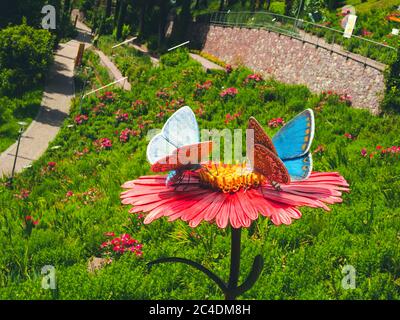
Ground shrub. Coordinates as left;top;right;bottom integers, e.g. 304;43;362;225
0;23;54;96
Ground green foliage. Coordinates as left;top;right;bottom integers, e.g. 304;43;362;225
0;23;54;96
0;47;400;300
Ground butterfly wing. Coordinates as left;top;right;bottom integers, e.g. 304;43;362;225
251;144;290;184
161;106;199;148
248;117;277;155
151;141;213;172
272;109;315;160
282;153;312;181
146;133;177;164
272;109;315;181
146;106;200;164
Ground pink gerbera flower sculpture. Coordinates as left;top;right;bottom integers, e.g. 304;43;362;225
121;106;349;300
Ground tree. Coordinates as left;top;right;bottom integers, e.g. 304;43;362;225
285;0;294;16
114;0;121;27
116;0;128;39
105;0;112;17
158;0;168;46
219;0;224;11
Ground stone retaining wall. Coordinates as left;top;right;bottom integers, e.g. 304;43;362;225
189;24;386;114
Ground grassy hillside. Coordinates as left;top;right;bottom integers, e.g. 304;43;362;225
0;48;399;299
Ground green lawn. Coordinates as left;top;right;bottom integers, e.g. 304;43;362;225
0;87;43;153
346;0;400;13
0;48;399;299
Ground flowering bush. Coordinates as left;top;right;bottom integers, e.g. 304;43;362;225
194;80;212;97
244;73;263;86
99;91;114;103
268;118;285;128
156;90;170;100
100;233;143;258
363;145;400;159
220;87;238;100
92;102;106;115
47;162;57;171
115;109;129;123
74;114;88;125
119;128;132;143
94;138;112;150
15;189;30;200
224;112;241;124
344;133;356;140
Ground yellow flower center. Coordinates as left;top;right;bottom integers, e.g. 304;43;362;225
198;163;265;193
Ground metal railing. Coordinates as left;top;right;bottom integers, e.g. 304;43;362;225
206;11;398;67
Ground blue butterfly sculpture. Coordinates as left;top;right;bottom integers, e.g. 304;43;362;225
147;106;213;186
247;109;315;188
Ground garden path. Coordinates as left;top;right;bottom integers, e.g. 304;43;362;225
189;53;224;71
0;21;92;178
94;49;132;90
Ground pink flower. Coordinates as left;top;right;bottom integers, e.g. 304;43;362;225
361;148;367;157
104;232;115;237
15;189;30;200
94;138;112;150
115;109;129;122
244;73;263;85
121;167;349;228
74;114;88;125
119;128;132;143
220;87;238;99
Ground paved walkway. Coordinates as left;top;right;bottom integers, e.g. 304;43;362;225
189;53;224;71
129;43;160;66
0;21;92;178
95;49;131;90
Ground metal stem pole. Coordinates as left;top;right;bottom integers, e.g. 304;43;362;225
9;127;24;187
225;227;241;300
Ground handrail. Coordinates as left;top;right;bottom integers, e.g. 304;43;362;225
206;11;398;66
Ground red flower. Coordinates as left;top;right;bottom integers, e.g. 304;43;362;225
66;190;74;197
156;90;170;100
344;133;355;140
225;64;233;74
47;162;57;171
268;118;285;128
220;87;238;99
100;91;114;103
25;215;39;226
121;164;349;228
100;233;143;257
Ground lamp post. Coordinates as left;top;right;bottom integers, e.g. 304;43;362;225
8;121;27;188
